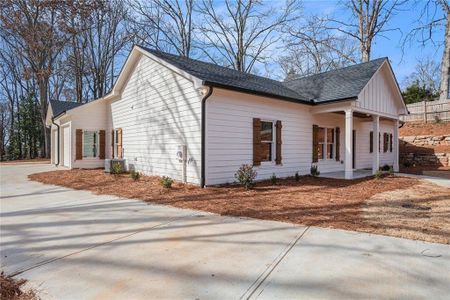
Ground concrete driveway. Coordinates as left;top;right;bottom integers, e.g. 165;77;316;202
1;164;449;299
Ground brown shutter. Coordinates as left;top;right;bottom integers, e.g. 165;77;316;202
383;133;388;152
99;130;105;159
390;133;393;152
370;131;373;153
253;118;261;166
379;132;381;152
275;120;282;165
117;128;123;159
335;127;340;161
76;129;83;160
111;130;115;158
312;125;319;163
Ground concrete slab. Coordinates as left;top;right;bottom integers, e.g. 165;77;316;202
251;227;450;300
397;172;450;188
1;164;449;299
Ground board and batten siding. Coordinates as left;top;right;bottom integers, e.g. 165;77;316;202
355;63;402;117
110;54;203;184
205;89;347;186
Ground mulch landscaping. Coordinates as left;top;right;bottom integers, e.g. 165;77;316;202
0;273;37;300
29;169;450;244
399;122;450;136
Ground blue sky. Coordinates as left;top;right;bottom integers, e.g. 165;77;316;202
301;0;446;87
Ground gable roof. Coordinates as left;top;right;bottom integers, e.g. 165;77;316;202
49;100;84;118
138;45;391;105
138;45;311;104
282;58;387;103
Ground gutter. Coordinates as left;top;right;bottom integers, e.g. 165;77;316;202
51;117;60;166
200;86;214;188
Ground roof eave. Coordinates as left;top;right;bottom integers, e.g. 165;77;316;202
202;80;312;105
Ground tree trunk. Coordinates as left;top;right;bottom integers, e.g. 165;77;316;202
39;77;50;158
439;13;450;100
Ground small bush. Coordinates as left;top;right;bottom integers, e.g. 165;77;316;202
381;164;391;171
388;166;394;176
295;171;300;182
111;162;123;176
374;170;383;179
160;176;174;188
270;173;277;185
130;170;141;181
401;159;412;168
234;164;257;189
310;164;320;177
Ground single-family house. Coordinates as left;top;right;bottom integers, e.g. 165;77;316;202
46;45;408;187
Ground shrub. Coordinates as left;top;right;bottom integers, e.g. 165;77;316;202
295;171;300;182
388;166;394;176
111;162;123;176
310;164;320;177
381;164;391;171
234;164;257;189
270;173;277;185
130;170;141;181
374;170;383;179
160;176;174;188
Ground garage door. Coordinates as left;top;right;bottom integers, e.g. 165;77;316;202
63;126;70;167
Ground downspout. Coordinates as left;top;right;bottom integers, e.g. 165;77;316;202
51;117;60;166
201;86;214;188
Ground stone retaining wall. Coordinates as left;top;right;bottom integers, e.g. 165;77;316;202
399;134;450;167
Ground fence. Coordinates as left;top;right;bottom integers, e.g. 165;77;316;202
400;99;450;123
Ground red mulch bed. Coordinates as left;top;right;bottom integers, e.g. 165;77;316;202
399;122;450;136
29;170;418;229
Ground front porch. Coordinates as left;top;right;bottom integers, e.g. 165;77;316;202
312;101;400;179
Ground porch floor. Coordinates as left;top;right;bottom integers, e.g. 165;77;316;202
320;169;373;180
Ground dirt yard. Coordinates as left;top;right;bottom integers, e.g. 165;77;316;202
0;273;36;300
29;170;450;244
399;121;450;136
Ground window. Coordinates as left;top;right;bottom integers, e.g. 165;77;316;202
318;127;335;160
260;121;273;162
83;131;98;158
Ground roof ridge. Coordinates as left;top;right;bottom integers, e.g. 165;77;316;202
284;57;388;83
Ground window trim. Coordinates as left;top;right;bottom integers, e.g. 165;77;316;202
260;119;275;164
82;130;100;160
318;127;336;161
113;129;120;159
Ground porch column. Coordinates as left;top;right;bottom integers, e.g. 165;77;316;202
372;115;380;174
345;109;353;179
393;119;399;172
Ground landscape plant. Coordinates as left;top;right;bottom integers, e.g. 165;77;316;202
234;164;257;189
310;164;320;177
111;163;123;176
374;170;383;179
160;176;174;188
295;171;300;181
270;173;277;185
130;170;141;181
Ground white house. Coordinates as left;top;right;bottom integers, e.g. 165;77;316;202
46;45;408;187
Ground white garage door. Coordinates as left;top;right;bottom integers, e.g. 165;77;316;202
63;126;70;167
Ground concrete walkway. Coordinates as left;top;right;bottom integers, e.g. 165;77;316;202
1;164;449;299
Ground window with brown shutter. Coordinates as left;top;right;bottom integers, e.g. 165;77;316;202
99;130;105;159
370;131;373;153
312;125;319;163
76;129;83;160
275;120;282;165
335;127;340;161
253;118;261;166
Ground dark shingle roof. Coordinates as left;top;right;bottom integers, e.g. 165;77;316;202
49;100;84;117
138;46;310;104
282;58;387;103
139;45;387;105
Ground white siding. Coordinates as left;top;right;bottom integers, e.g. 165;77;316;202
355;63;402;117
206;89;347;185
110;55;202;184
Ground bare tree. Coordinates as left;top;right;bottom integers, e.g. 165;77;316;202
329;0;407;62
403;57;441;95
281;16;358;78
196;0;301;73
130;0;195;57
405;1;449;100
